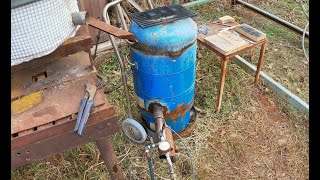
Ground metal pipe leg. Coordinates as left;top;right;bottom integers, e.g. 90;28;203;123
254;43;266;86
96;137;124;180
115;5;122;27
116;4;128;31
216;58;228;112
103;0;133;118
108;34;133;118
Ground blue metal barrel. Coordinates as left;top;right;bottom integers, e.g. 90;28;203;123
129;18;197;133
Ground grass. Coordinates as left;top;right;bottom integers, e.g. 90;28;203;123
12;0;309;179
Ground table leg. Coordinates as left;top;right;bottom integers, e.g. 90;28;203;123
254;43;266;86
96;137;124;180
248;49;254;62
216;58;228;112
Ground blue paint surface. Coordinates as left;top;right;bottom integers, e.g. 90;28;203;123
130;18;197;133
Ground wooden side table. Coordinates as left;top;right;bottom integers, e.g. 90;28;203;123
197;21;267;112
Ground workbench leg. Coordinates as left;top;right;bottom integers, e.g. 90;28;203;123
254;43;266;86
216;59;228;112
96;137;124;180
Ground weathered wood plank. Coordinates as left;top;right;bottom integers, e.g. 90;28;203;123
235;23;266;41
217;31;249;50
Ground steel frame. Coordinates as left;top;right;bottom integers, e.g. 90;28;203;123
232;0;309;38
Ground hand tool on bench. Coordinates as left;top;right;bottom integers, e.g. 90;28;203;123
74;83;97;136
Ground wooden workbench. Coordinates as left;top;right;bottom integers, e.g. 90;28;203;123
11;26;124;179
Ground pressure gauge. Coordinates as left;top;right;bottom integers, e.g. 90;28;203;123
158;140;170;152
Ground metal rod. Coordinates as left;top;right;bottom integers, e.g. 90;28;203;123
128;0;144;12
166;153;176;180
147;155;155;180
235;0;309;38
115;5;122;28
145;144;158;180
120;4;132;23
116;4;128;31
103;0;133;118
182;0;215;8
93;30;101;60
146;0;154;9
116;3;135;45
233;55;309;114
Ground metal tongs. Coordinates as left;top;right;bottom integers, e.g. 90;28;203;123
74;83;97;136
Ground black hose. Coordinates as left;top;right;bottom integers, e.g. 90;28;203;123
147;156;155;180
104;83;123;94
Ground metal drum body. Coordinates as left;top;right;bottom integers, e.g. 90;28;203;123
129;18;197;133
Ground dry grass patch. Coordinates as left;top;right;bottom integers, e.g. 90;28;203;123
12;0;308;179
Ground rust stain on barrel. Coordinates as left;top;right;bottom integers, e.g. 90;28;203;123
163;103;191;119
144;101;193;120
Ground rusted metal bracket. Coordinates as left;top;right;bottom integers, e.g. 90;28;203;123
71;12;135;41
86;17;136;41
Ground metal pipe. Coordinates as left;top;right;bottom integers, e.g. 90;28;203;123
153;104;165;142
145;144;158;180
183;0;215;8
235;0;309;38
233;55;309;114
120;4;132;23
147;154;155;180
115;5;122;28
116;3;135;45
128;0;144;12
103;0;133;118
166;153;177;180
93;30;101;61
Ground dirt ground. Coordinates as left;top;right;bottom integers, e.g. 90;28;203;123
12;0;309;179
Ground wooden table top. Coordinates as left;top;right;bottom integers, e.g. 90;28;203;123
197;21;266;59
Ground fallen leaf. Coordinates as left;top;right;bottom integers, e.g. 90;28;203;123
267;63;275;69
194;106;207;115
278;138;287;146
220;129;226;136
230;133;237;138
267;98;275;106
231;111;239;117
237;115;244;121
